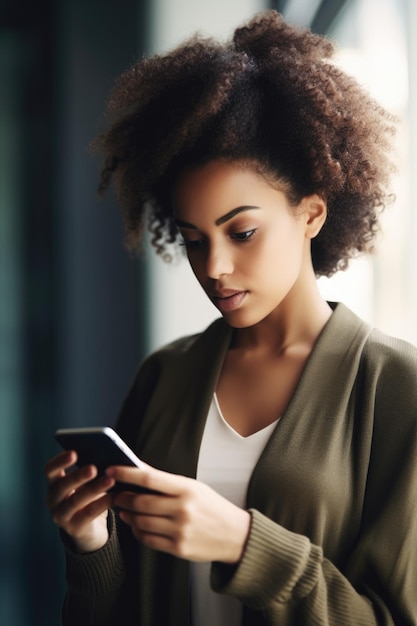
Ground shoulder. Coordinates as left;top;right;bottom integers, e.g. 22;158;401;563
328;302;417;423
359;327;417;434
330;302;417;381
362;327;417;385
130;316;232;392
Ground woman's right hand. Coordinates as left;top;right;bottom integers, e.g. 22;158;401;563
45;450;115;554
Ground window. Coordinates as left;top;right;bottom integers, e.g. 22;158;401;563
318;0;414;342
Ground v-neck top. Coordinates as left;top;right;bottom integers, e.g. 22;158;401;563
197;393;279;505
190;394;279;626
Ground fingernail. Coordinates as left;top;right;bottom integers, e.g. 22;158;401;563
105;467;115;477
102;476;114;488
83;466;94;478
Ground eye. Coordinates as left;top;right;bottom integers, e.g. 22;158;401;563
231;229;257;242
179;238;206;250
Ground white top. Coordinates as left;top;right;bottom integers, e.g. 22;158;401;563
190;394;279;626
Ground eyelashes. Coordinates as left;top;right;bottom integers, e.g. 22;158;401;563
231;229;256;242
179;239;204;249
179;229;257;249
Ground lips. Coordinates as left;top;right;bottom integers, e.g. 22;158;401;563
210;289;247;313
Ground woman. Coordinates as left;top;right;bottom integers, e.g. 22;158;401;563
45;11;417;626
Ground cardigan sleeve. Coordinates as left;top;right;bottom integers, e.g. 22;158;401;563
211;336;417;625
61;510;128;626
211;509;395;625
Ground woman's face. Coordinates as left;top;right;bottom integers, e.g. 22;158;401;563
172;160;321;329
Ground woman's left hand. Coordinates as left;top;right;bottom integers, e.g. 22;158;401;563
107;464;251;564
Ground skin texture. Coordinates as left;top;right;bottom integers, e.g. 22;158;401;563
109;465;251;563
174;160;332;436
173;160;328;331
45;159;331;560
45;450;115;553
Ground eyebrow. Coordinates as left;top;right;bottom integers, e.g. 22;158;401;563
174;205;260;229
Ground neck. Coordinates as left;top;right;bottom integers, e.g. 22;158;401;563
233;273;332;355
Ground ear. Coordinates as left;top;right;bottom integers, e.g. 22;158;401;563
301;194;327;239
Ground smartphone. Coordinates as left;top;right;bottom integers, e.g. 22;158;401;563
55;426;157;494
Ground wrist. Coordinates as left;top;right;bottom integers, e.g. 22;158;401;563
224;509;251;564
74;527;109;554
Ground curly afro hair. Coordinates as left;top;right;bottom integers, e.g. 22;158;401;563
92;10;397;276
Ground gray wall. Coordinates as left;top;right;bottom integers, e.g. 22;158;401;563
0;1;145;624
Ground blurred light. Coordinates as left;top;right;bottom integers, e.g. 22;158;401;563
284;0;322;26
334;43;407;114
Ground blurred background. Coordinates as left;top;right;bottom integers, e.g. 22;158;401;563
0;0;415;623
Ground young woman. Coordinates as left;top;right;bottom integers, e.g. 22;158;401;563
45;11;417;626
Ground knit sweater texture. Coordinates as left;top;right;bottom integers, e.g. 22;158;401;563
62;303;417;625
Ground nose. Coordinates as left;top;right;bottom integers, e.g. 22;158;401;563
205;241;234;279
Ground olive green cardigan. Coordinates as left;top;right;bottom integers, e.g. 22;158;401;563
62;303;417;625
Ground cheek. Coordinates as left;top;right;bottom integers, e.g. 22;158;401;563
253;230;295;264
186;253;206;282
255;228;305;276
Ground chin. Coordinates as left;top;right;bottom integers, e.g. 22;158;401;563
221;311;261;329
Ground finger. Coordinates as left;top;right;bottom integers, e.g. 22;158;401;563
118;509;176;541
107;465;190;497
119;509;173;533
57;493;113;536
139;533;177;555
114;491;177;516
118;512;186;557
51;475;114;526
45;450;78;483
47;465;99;510
75;492;113;524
